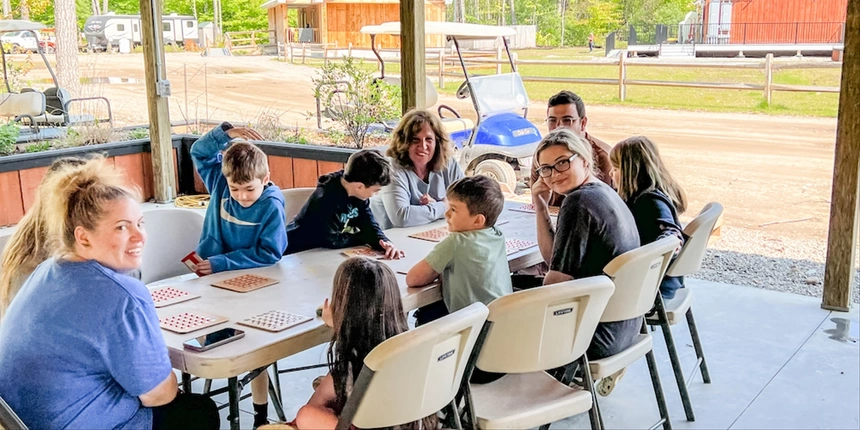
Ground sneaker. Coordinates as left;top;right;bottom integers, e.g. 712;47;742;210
597;367;627;397
312;375;323;390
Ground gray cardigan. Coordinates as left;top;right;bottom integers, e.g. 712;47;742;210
371;157;465;229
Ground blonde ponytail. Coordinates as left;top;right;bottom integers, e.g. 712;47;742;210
40;156;140;255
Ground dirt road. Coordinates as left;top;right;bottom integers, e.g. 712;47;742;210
30;52;839;259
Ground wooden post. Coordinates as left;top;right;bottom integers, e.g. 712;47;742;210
323;44;328;65
348;42;352;59
140;0;176;203
764;53;773;106
823;0;859;311
438;50;445;88
496;44;502;74
618;52;627;101
288;41;293;63
400;0;426;113
302;43;306;64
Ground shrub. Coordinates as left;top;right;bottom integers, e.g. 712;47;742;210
312;57;401;149
0;122;19;155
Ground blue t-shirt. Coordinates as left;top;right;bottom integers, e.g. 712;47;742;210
0;259;172;429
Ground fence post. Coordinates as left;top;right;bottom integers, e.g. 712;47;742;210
512;52;518;71
764;53;773;105
496;44;503;74
348;42;352;58
618;52;627;101
323;44;328;65
302;43;307;64
438;50;445;88
288;42;293;63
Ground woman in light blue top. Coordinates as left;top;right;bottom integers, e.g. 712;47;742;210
0;157;219;430
371;109;465;229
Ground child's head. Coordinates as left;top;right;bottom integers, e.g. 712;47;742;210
327;257;407;410
387;109;453;172
1;157;89;318
444;175;504;232
609;136;687;213
222;142;271;208
342;149;392;200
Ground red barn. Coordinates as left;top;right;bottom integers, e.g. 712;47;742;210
702;0;848;44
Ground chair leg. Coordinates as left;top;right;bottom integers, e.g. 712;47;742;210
267;374;287;422
685;307;711;384
448;399;464;430
645;350;672;430
656;297;696;421
581;355;603;430
203;378;212;394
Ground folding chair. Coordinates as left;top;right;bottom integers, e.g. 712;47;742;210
590;236;680;430
281;188;315;224
646;202;723;420
466;276;616;430
335;302;489;430
0;395;27;430
139;209;205;284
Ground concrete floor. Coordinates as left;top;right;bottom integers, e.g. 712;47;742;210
191;279;859;429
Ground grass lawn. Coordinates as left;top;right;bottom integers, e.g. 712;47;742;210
301;47;841;117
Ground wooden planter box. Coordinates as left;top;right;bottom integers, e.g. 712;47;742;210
0;135;359;227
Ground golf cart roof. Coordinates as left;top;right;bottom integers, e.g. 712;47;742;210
360;21;515;39
0;20;46;32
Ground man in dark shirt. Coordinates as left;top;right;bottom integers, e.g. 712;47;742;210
530;90;614;206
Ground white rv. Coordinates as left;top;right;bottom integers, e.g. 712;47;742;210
83;12;198;51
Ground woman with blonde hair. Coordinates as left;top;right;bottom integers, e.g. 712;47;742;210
0;157;218;429
610;135;687;299
370;109;464;229
0;157;87;320
532;128;641;393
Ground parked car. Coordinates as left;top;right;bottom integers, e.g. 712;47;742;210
0;30;40;53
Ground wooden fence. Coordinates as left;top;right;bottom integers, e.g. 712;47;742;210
281;46;842;105
224;30;277;55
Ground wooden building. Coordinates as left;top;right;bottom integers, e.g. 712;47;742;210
263;0;446;48
703;0;848;44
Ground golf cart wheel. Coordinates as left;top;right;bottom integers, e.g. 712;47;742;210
474;159;517;193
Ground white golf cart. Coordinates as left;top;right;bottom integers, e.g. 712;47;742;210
0;20;112;136
358;21;541;191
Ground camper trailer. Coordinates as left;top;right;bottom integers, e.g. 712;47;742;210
83;12;198;51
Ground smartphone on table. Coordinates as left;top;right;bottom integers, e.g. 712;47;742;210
183;327;245;352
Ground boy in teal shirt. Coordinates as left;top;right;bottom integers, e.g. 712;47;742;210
406;175;513;325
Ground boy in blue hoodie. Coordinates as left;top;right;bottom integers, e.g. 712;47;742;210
190;122;287;274
190;122;286;425
286;149;404;259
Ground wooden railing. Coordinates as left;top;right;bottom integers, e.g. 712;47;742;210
224;30;277;54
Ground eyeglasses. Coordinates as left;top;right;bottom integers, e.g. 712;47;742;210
546;116;581;128
537;154;579;178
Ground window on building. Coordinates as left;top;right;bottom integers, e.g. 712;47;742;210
117;24;125;31
186;21;194;28
163;22;171;32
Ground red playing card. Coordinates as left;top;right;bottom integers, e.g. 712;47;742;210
182;251;205;276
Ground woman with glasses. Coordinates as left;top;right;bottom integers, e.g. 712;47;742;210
532;128;642;383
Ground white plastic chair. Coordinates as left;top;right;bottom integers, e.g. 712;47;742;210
282;188;315;224
468;277;616;430
336;302;489;430
646;202;723;421
589;236;680;430
139;209;205;284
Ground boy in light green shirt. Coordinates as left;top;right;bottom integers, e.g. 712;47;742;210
406;175;513;325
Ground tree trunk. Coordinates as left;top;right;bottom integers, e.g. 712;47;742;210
454;0;465;23
55;0;81;94
509;0;515;25
103;0;108;13
19;0;29;20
